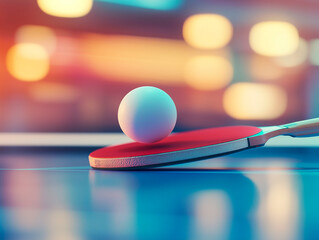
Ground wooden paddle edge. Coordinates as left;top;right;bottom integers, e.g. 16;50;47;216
89;138;250;169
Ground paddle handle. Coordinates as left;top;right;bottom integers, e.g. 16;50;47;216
281;118;319;137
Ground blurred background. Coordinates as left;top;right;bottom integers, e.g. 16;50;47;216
0;0;318;133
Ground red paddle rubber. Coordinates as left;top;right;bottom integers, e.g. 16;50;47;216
89;126;261;168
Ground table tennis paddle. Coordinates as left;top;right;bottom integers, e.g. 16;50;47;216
89;118;319;169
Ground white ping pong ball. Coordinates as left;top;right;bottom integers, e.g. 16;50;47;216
118;86;177;143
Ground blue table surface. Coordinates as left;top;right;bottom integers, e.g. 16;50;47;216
0;146;319;240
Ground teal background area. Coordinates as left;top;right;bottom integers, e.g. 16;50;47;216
96;0;183;10
0;146;318;239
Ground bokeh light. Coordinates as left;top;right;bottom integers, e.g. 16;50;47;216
184;55;233;90
250;55;284;81
275;38;308;67
15;25;57;55
309;39;319;66
6;43;50;82
37;0;93;18
29;83;79;102
262;175;299;240
223;83;287;120
248;173;300;240
0;1;314;133
192;191;230;239
183;14;233;50
249;21;299;57
81;34;200;85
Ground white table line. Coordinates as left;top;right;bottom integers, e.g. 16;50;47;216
0;133;318;147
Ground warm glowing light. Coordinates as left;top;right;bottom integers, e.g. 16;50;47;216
275;38;308;67
80;34;229;85
51;36;77;66
184;55;233;90
6;43;50;82
15;25;57;55
192;191;230;239
247;173;300;240
249;21;299;57
81;35;187;84
265;177;299;238
37;0;93;18
223;83;287;120
309;39;319;66
29;83;79;102
46;210;81;240
183;14;233;49
250;55;284;81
